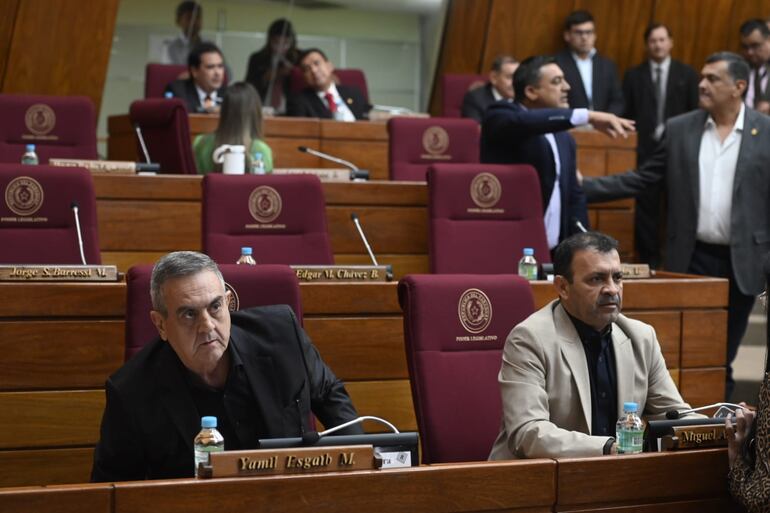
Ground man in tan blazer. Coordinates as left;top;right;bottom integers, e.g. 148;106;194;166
489;232;692;459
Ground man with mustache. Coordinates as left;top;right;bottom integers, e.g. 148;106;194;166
582;52;770;401
489;232;692;458
91;251;361;481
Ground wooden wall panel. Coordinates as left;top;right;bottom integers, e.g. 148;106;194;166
1;0;119;116
0;0;20;82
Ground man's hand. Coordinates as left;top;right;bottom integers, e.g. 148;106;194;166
725;403;755;468
588;111;636;139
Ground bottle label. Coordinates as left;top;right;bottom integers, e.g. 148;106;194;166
617;429;644;454
194;446;224;476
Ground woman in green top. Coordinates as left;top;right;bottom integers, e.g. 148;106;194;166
193;81;274;174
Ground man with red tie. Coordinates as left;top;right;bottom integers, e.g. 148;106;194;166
287;48;370;121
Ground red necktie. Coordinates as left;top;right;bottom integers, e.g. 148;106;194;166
324;92;337;113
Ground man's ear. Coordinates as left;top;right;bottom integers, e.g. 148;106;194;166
553;275;570;301
524;84;539;103
150;310;168;341
563;30;570;44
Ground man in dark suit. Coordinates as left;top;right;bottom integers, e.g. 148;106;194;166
623;23;700;267
555;10;624;116
91;251;361;481
583;52;768;400
165;42;226;114
461;55;518;123
740;18;770;115
287;48;369;120
481;55;634;250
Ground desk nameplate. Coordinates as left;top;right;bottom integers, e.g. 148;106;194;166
273;168;351;181
201;445;379;478
291;265;390;282
661;425;728;450
0;265;119;282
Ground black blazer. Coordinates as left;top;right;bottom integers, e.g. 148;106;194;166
461;83;497;123
164;79;225;113
91;305;361;482
555;49;624;115
481;101;589;242
622;59;700;163
287;84;369;120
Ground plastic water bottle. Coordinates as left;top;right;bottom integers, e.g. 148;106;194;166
194;416;224;477
517;248;538;281
21;144;38;165
616;401;644;454
236;247;256;265
251;152;266;174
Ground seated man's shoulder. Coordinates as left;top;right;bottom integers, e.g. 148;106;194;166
108;338;167;391
612;313;656;342
231;305;300;338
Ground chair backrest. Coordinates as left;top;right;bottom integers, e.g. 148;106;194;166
0;94;97;164
399;273;534;463
144;63;188;98
124;263;303;360
441;73;486;118
429;164;550;273
129;98;197;174
0;164;101;264
387;117;479;182
289;67;370;102
202;174;333;265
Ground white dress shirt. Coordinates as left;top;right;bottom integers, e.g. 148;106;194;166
696;104;745;245
745;64;769;108
491;87;513;103
316;83;356;122
572;49;597;107
195;85;219;110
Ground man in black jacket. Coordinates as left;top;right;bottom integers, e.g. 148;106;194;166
91;251;361;481
165;42;226;114
461;55;518;123
623;23;699;267
287;48;369;120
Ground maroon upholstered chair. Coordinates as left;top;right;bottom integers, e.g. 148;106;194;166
144;63;187;98
124;263;303;360
0;94;97;164
129;98;197;174
388;117;479;182
289;67;370;102
0;164;101;264
202;174;333;265
399;273;534;463
429;163;550;274
441;73;486;118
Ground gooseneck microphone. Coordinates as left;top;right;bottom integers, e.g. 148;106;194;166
351;212;379;267
665;402;748;420
297;146;369;180
134;124;152;165
70;201;87;265
301;415;400;445
572;216;588;233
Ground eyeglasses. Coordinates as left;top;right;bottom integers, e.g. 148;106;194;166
570;29;595;37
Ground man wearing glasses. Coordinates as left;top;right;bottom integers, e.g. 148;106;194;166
555;10;625;116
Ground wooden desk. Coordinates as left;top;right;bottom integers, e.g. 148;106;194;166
0;451;740;512
0;275;726;488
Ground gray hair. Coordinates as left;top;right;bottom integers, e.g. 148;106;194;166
150;251;225;316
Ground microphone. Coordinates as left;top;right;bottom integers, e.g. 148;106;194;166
301;415;400;445
665;402;748;420
133;124;152;165
297;146;369;181
70;201;87;265
572;217;588;233
351;212;393;281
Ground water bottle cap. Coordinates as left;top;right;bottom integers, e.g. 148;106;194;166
241;247;253;255
523;248;534;256
201;416;217;428
253;152;263;159
164;91;173;98
25;144;35;151
623;401;638;412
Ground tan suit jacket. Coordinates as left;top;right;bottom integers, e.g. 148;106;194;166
489;300;691;459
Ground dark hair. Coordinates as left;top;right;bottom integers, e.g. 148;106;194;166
705;51;750;85
176;1;201;21
151;251;224;316
491;55;517;72
268;18;296;41
513;55;556;101
188;42;223;69
211;82;264;172
564;10;594;31
299;47;328;63
740;18;770;38
644;22;671;41
553;232;619;282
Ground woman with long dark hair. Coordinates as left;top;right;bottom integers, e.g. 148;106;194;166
193;81;273;174
245;18;300;114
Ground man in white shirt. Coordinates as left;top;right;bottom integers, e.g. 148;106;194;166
287;48;370;121
739;18;770;114
583;52;770;400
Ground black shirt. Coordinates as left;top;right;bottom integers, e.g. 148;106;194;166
566;312;618;437
183;341;266;450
